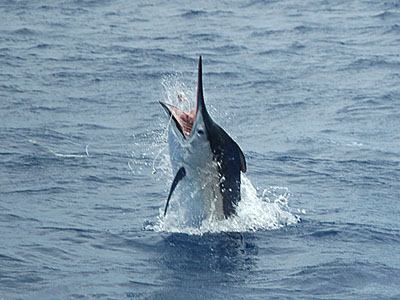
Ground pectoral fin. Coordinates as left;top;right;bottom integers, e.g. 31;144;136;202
164;167;186;217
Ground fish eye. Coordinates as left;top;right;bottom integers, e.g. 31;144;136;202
197;129;205;135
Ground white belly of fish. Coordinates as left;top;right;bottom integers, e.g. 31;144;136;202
167;129;224;226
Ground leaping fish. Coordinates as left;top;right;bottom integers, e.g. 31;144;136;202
159;56;246;225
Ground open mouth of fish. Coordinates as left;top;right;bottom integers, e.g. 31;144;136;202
159;93;198;139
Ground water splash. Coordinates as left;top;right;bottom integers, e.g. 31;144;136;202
161;73;195;113
145;174;300;235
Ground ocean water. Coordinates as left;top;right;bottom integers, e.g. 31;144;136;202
1;0;400;299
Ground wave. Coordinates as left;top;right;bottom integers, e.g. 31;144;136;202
373;11;400;20
12;28;37;36
346;58;400;70
179;10;208;18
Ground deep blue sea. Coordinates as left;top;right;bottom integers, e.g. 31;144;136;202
1;0;400;299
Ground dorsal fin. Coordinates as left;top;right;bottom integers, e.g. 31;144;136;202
196;56;211;122
197;56;204;111
197;56;246;173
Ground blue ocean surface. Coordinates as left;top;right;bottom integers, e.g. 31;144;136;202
1;0;400;299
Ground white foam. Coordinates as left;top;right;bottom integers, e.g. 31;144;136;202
29;139;88;158
145;174;300;235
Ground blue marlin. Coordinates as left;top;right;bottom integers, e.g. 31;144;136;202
159;56;246;225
